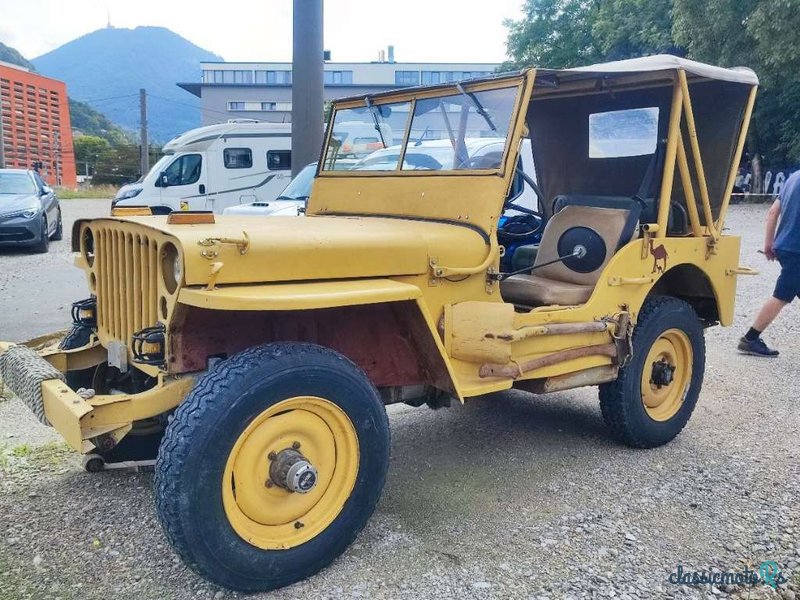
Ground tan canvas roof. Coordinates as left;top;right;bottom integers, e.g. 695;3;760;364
561;54;758;86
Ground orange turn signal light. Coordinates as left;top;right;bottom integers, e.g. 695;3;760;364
167;211;216;225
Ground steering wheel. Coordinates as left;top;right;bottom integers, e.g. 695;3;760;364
504;168;545;220
498;214;543;242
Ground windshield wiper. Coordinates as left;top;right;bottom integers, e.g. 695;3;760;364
456;83;497;133
413;125;430;147
364;96;387;147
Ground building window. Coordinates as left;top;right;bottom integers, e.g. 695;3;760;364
255;70;292;85
228;101;246;111
223;148;253;169
324;70;353;85
422;71;450;85
233;70;253;84
395;71;419;86
261;102;277;111
267;150;291;171
420;70;492;85
203;70;225;83
218;70;253;84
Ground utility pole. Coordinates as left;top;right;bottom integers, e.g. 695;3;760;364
291;0;324;177
139;88;149;176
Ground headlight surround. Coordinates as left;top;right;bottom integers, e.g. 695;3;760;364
116;187;143;201
161;242;182;294
0;208;38;220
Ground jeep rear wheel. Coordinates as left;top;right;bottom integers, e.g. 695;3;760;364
599;296;705;448
154;342;390;592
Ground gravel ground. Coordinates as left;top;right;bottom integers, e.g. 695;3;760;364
0;198;110;342
1;203;799;600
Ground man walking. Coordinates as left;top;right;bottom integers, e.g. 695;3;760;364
738;170;800;356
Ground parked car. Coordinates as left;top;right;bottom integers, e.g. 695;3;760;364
223;162;316;216
0;168;62;252
112;120;293;214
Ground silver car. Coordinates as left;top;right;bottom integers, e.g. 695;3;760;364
0;169;62;253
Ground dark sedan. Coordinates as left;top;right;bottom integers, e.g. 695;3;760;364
0;169;62;252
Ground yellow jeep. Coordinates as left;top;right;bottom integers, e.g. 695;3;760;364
0;55;758;592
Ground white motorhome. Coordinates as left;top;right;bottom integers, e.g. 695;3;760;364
113;120;292;214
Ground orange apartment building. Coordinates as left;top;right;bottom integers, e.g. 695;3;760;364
0;60;76;187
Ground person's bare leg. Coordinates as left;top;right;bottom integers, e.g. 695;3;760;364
753;296;788;332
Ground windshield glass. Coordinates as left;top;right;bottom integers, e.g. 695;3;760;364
144;155;173;181
278;163;316;201
0;172;36;195
321;84;519;173
322;101;410;170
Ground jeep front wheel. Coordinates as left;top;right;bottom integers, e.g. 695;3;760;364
599;296;705;448
154;342;390;592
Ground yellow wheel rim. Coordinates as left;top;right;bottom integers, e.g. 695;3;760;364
640;328;693;422
222;396;359;550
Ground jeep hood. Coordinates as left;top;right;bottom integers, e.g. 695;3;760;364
102;214;488;286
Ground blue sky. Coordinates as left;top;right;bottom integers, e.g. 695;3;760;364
2;0;524;63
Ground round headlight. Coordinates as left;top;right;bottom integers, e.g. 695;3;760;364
161;242;181;294
173;251;183;287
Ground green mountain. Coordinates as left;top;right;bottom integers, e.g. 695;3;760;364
33;26;223;142
0;41;35;70
0;41;130;144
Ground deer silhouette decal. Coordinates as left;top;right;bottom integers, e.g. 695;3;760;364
648;239;669;274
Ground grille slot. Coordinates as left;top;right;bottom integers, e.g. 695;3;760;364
93;225;159;343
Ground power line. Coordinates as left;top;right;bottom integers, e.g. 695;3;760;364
74;93;139;104
147;93;233;118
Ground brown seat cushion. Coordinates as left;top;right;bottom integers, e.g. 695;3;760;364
501;274;594;307
499;205;637;307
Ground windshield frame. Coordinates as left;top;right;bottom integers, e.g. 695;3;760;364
317;75;525;179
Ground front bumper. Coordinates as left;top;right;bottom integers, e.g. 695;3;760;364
0;337;194;453
0;214;42;246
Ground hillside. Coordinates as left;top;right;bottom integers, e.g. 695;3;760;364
33;26;222;143
1;41;131;144
0;41;35;70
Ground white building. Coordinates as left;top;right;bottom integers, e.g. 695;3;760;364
178;49;500;125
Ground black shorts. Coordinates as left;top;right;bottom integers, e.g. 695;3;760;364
774;250;800;302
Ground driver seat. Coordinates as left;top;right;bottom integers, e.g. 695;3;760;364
500;205;639;307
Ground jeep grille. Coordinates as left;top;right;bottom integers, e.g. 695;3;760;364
93;226;159;343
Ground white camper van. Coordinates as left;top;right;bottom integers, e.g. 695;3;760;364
112;120;292;214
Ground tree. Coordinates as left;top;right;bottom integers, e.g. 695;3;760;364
593;0;681;60
502;0;603;70
503;0;678;70
504;0;800;176
73;135;110;177
673;0;800;171
92;145;141;186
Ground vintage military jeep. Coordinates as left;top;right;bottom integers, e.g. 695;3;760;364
0;56;758;592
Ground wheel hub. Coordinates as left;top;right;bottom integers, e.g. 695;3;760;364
269;447;318;494
650;358;676;389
